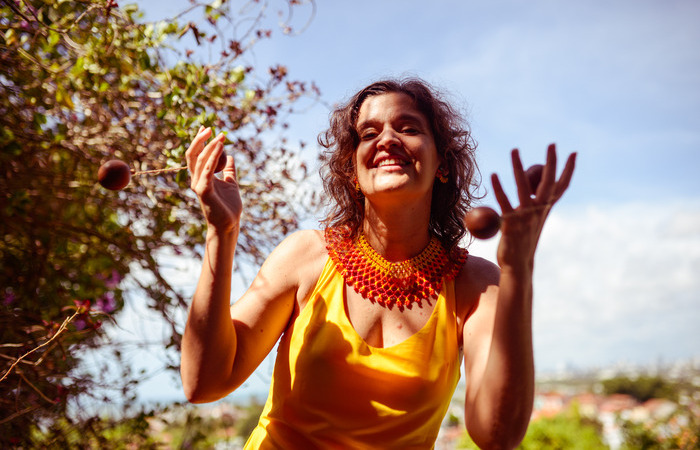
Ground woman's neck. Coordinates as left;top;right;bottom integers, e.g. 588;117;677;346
362;199;432;262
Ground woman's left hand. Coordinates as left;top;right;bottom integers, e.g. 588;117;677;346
491;143;577;270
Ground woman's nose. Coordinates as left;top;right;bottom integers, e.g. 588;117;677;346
376;129;400;150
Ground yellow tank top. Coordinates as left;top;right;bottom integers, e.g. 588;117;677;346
245;258;461;449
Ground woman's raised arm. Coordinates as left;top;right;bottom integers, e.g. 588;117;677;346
179;127;321;403
462;144;576;449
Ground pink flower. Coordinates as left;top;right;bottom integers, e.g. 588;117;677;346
104;270;122;289
73;318;87;331
96;292;117;314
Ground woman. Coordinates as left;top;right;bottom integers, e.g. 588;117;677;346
180;78;576;449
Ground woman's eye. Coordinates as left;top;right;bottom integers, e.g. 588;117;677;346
360;131;377;140
402;127;419;134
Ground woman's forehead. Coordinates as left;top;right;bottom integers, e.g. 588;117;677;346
356;92;427;127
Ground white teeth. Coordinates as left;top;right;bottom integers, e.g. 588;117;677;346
377;158;405;167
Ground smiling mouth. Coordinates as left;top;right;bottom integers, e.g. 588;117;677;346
375;158;409;168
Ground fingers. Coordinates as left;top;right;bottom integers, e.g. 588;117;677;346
511;149;533;207
185;126;212;173
524;144;576;207
539;144;576;205
491;172;514;214
552;152;577;202
195;134;226;183
538;143;558;200
190;131;226;189
495;144;577;216
222;155;237;184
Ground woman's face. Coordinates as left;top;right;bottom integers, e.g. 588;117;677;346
354;92;440;204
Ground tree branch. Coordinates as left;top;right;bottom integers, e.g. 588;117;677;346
0;310;79;384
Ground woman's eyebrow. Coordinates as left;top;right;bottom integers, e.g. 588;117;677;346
356;113;426;131
355;118;378;131
396;113;427;125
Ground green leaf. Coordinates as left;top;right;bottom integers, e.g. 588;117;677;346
231;65;246;83
33;112;47;127
71;56;85;77
4;28;17;45
171;145;185;159
48;30;60;47
122;3;139;15
139;53;151;70
55;86;74;108
176;168;188;184
144;23;154;39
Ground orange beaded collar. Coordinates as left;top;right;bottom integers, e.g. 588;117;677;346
325;227;467;309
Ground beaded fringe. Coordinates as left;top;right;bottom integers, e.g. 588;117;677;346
326;227;467;309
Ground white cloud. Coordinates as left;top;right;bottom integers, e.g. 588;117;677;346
528;201;700;371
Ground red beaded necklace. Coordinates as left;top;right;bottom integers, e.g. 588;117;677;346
325;227;467;309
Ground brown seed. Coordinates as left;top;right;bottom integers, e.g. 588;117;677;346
465;206;501;240
526;164;544;195
98;160;131;191
215;152;227;173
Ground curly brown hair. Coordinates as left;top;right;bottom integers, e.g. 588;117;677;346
318;78;480;252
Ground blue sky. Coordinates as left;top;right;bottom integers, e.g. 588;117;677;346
118;0;700;402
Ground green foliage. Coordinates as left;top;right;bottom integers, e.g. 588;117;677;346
95;399;266;448
620;403;700;450
0;0;319;446
602;373;699;448
518;409;606;449
235;397;266;440
446;411;460;428
175;407;221;448
456;404;606;449
621;420;665;450
602;375;679;402
28;408;161;449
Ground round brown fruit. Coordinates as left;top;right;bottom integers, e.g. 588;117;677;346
215;152;227;173
526;164;544;195
465;206;501;240
98;160;131;190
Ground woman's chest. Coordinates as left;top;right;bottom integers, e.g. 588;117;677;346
344;285;437;348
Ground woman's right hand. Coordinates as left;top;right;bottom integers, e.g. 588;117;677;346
185;126;242;234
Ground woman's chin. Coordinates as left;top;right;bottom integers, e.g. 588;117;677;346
370;179;408;194
366;178;432;201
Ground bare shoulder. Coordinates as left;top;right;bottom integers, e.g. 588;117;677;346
273;229;328;267
454;254;501;320
268;229;328;303
459;254;500;289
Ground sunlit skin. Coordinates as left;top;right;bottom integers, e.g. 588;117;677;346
180;94;576;449
354;93;442;263
355;93;440;207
